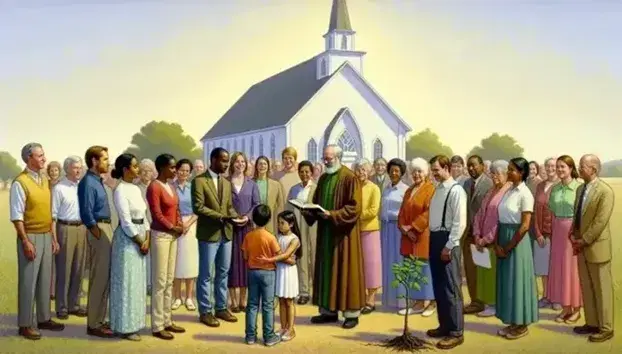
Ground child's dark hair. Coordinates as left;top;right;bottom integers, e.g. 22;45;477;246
277;210;302;259
252;204;271;227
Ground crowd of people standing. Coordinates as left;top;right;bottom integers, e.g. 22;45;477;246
6;141;615;350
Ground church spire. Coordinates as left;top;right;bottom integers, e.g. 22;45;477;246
327;0;352;32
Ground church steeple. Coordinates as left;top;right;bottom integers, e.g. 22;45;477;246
327;0;352;32
317;0;365;80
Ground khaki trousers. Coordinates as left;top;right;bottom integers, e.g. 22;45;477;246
17;233;52;327
55;223;87;313
87;222;113;329
297;227;317;296
151;231;178;332
578;254;613;332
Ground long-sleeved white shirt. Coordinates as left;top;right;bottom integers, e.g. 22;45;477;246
52;177;81;222
429;177;467;250
113;180;150;240
9;168;42;222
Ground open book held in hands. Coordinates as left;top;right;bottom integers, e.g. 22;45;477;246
288;199;327;213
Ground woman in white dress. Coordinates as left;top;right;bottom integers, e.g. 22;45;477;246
172;159;199;311
260;210;301;341
109;153;149;341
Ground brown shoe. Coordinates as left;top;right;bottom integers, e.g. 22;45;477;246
199;313;220;328
464;303;484;314
165;324;186;333
215;309;238;323
589;331;614;343
38;320;65;331
153;330;174;340
18;327;41;340
69;308;88;318
505;326;529;340
573;325;599;335
87;326;114;338
426;328;447;338
436;336;464;350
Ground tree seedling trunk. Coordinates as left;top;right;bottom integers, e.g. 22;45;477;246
380;291;432;351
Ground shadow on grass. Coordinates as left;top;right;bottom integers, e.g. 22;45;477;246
0;313;120;341
332;328;428;344
192;333;247;344
536;323;576;335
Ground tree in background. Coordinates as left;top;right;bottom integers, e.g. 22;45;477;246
125;121;203;161
0;151;22;180
602;162;622;177
405;128;453;160
468;133;524;161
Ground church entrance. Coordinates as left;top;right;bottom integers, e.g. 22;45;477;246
323;108;363;168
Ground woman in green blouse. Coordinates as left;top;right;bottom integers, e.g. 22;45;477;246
253;156;284;234
547;155;582;323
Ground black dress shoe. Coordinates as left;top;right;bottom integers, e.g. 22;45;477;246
153;330;174;340
69;308;88;317
310;314;339;324
56;312;69;320
297;296;310;305
165;324;185;333
426;328;447;338
38;320;65;331
573;325;599;335
361;305;375;315
342;318;359;329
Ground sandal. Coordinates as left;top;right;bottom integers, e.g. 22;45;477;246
565;312;581;324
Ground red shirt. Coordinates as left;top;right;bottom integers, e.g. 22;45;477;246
146;180;181;233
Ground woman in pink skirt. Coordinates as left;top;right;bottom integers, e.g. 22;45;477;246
354;159;382;314
547;155;582;323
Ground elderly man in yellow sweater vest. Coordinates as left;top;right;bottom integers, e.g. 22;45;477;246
10;143;65;340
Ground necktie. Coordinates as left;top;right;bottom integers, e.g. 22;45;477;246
574;185;587;231
470;180;475;198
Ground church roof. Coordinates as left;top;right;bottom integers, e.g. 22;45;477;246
201;57;331;140
328;0;352;32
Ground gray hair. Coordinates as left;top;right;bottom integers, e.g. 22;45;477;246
139;158;155;172
21;142;43;163
490;160;509;174
409;157;429;175
63;155;83;173
353;158;372;171
543;157;556;165
324;144;343;160
194;159;205;166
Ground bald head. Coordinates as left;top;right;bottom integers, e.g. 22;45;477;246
579;154;601;181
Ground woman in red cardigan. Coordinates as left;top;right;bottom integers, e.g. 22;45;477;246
146;154;185;340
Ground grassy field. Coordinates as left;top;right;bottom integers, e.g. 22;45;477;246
0;181;621;353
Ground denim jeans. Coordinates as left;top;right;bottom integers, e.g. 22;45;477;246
197;239;232;314
245;269;278;343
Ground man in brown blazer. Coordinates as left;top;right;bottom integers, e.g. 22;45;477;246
192;147;242;328
571;154;614;343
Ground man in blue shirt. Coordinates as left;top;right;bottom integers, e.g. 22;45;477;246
77;145;114;338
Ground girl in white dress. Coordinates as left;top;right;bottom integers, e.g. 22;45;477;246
259;210;301;341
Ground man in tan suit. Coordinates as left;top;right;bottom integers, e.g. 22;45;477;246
571;154;614;343
192;147;242;328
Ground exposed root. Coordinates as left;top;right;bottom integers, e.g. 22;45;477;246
375;332;434;352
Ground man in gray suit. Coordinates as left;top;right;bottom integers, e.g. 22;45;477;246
461;155;493;315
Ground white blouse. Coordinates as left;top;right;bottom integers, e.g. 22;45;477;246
113;180;150;239
498;182;534;224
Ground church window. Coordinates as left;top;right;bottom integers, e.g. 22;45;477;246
259;136;264;155
341;35;347;50
307;139;318;162
250;136;255;157
270;134;276;159
373;139;383;160
241;138;246;155
337;130;356;152
320;58;327;76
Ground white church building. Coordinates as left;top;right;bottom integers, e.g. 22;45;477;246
200;0;412;166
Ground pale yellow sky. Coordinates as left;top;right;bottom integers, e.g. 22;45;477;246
0;1;620;166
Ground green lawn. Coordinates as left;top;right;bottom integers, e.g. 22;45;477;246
0;181;621;353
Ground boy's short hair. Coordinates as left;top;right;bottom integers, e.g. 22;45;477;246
252;204;271;227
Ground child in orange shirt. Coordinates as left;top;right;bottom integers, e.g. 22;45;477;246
241;204;281;347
